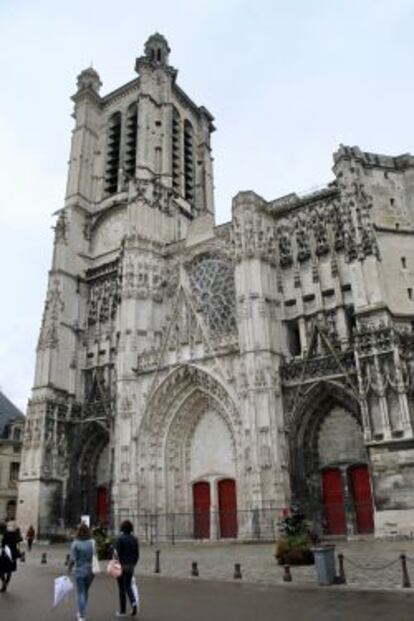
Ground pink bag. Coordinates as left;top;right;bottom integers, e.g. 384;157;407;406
106;558;122;578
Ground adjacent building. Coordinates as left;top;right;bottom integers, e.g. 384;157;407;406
0;391;24;522
18;34;414;539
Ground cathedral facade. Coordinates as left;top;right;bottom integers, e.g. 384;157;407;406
18;34;414;539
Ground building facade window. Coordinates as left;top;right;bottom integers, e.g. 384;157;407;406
171;107;181;194
184;119;195;204
9;462;19;487
124;103;138;179
105;112;122;195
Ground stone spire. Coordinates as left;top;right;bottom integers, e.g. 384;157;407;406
76;67;102;94
144;32;171;66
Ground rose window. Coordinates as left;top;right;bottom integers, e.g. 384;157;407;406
188;257;236;334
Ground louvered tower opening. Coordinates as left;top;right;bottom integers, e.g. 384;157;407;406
184;119;194;204
105;112;122;195
124;104;138;179
171;108;181;194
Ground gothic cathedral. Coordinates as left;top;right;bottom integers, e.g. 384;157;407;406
18;34;414;539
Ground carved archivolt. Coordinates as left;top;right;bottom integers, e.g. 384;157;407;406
138;365;242;471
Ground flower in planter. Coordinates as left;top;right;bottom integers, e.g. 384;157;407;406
274;507;319;566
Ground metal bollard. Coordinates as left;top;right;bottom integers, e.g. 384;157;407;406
234;563;242;579
41;552;47;564
283;564;292;582
337;553;346;584
191;561;199;577
400;554;411;588
154;549;161;574
20;551;25;563
64;554;71;566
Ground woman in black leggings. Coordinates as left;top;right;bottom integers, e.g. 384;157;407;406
114;520;139;617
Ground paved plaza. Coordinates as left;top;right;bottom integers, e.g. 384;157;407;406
1;561;414;621
19;537;414;590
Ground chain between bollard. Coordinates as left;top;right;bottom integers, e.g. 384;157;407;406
341;555;399;571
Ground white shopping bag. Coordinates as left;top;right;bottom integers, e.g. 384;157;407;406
131;576;140;609
53;575;74;607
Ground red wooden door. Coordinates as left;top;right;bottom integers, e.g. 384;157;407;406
193;481;211;539
350;465;374;534
322;468;346;535
218;479;238;538
97;487;108;523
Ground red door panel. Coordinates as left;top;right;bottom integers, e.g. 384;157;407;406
350;465;374;534
97;487;108;523
218;479;238;538
322;468;346;535
193;481;210;539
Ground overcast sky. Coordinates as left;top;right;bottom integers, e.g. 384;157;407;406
1;0;413;411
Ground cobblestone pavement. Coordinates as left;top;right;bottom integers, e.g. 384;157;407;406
3;564;414;621
21;537;414;592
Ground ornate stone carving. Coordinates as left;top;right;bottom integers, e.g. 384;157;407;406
86;261;121;326
53;210;68;244
37;280;64;351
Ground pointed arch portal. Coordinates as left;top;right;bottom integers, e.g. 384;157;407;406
290;381;374;535
138;365;241;539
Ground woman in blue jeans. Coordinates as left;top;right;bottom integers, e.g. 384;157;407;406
69;523;95;621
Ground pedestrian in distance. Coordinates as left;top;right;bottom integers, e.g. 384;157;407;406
26;525;35;551
114;519;139;617
68;523;95;621
0;520;21;593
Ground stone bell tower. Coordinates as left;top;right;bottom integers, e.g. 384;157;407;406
17;34;216;534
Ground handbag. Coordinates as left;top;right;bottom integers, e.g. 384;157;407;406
92;540;100;574
106;558;122;578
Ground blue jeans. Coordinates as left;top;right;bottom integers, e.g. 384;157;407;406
75;569;94;618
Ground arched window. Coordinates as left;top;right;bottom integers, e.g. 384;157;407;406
184;119;194;204
105;112;122;195
171;107;181;194
124;103;138;179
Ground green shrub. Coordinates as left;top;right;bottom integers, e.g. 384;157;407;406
274;507;319;566
92;526;115;560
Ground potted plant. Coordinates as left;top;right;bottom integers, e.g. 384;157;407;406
274;507;318;566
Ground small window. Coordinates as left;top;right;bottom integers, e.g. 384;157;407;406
390;198;395;207
401;257;407;269
9;462;19;486
408;288;412;300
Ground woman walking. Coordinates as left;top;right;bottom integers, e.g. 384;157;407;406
26;525;35;551
0;521;21;592
69;523;95;621
115;520;139;617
